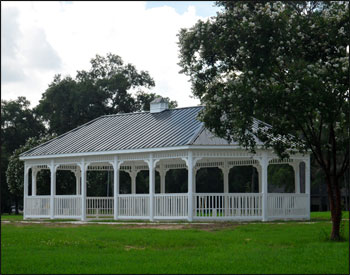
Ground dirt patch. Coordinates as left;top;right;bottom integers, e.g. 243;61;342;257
115;222;239;231
3;221;84;228
2;220;240;231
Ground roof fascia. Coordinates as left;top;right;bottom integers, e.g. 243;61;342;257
19;144;311;161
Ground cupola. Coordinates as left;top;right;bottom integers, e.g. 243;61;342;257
150;97;169;113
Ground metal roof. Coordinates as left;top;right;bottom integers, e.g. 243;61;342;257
20;106;281;158
21;106;205;157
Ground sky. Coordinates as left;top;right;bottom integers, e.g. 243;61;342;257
2;1;221;108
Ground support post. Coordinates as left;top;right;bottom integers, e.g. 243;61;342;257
222;162;230;216
260;155;269;222
80;161;87;221
187;151;193;222
75;169;81;195
31;167;37;196
160;165;166;194
223;167;229;194
113;156;119;220
50;161;56;220
193;168;197;194
148;154;155;221
131;171;137;194
305;155;311;219
23;164;29;219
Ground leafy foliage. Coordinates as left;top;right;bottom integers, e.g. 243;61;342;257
1;97;46;213
178;1;349;240
6;135;56;201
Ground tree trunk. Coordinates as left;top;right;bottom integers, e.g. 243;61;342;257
326;175;342;241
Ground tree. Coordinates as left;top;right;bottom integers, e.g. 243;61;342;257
36;53;159;135
1;97;46;213
6;135;55;214
178;1;349;240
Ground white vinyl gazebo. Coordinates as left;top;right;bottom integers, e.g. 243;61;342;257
20;98;311;222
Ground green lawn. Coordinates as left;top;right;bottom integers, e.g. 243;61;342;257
1;212;349;274
2;211;349;222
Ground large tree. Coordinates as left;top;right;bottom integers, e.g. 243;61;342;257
178;1;349;240
1;97;46;213
36;53;163;135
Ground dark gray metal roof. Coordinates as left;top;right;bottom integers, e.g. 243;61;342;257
21;106;205;157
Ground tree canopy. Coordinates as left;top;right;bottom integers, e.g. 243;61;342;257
36;53;177;135
178;1;349;240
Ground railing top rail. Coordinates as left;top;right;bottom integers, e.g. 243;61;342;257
118;194;150;198
54;195;81;198
195;193;263;196
86;197;114;199
267;193;308;197
154;193;188;197
27;195;51;199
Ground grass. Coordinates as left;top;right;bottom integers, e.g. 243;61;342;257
1;212;349;274
2;211;349;222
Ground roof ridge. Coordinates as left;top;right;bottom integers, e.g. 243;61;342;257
187;124;205;145
103;105;204;117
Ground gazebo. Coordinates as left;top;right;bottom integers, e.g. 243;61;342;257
20;98;310;222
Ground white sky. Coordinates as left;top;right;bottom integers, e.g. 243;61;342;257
1;1;220;108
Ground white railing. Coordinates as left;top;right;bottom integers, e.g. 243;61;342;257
54;195;81;217
267;193;309;219
24;193;309;221
86;197;114;217
154;194;188;218
194;193;262;219
118;194;149;218
25;196;51;217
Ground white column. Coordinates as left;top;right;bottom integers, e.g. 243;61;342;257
187;151;193;222
222;164;230;215
293;162;300;194
31;167;37;196
131;171;137;194
23;164;29;219
50;161;56;220
113;156;119;220
81;161;87;221
75;169;81;195
193;168;197;194
148;154;155;221
305;155;311;219
223;168;229;194
159;164;167;194
260;155;268;222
